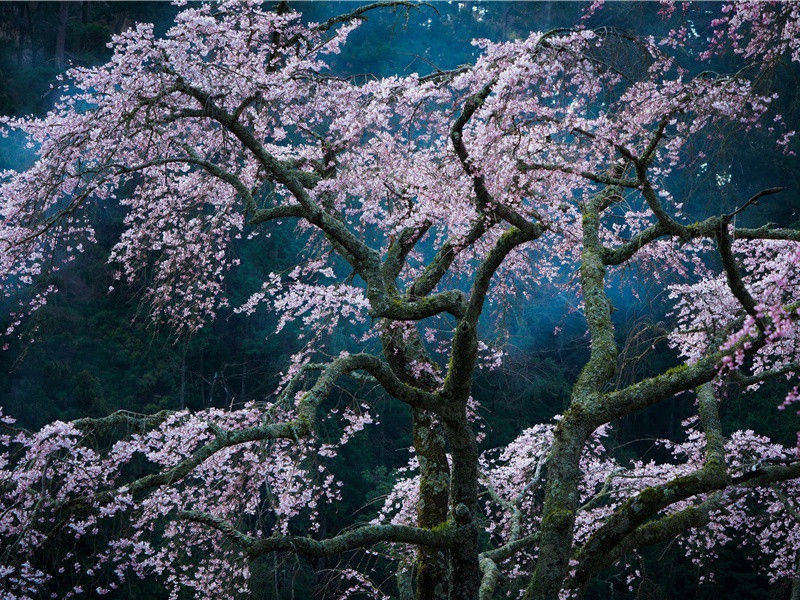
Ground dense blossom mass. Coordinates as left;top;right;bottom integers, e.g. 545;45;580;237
1;1;800;600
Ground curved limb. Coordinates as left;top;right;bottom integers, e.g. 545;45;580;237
62;354;438;508
572;384;726;587
571;459;800;589
178;510;456;558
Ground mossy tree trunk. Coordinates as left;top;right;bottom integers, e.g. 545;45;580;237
413;409;450;600
526;184;620;600
380;321;451;600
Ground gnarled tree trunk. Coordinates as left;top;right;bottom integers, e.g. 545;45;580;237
413;409;450;600
380;322;451;600
444;412;481;600
526;183;620;600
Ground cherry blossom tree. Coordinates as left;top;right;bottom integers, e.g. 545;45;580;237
1;2;800;600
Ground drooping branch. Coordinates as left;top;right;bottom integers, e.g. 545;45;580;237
476;467;545;599
104;419;302;501
173;78;382;279
251;522;456;556
715;221;763;327
81;354;437;504
596;223;800;427
92;152;260;214
482;453;545;547
602;185;786;265
312;1;429;33
173;79;477;325
572;458;800;588
573;492;725;585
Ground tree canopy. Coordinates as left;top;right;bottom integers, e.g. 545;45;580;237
1;2;800;600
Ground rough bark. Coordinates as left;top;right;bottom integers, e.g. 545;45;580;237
56;3;68;70
526;185;620;600
380;321;451;600
524;415;591;600
444;414;481;600
413;408;451;600
572;384;726;588
181;511;455;557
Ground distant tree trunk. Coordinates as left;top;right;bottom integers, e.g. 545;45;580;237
19;4;35;67
81;1;90;51
56;3;68;70
180;345;187;408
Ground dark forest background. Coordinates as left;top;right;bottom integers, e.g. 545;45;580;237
1;2;799;599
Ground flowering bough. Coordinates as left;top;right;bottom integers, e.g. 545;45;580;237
1;1;800;600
